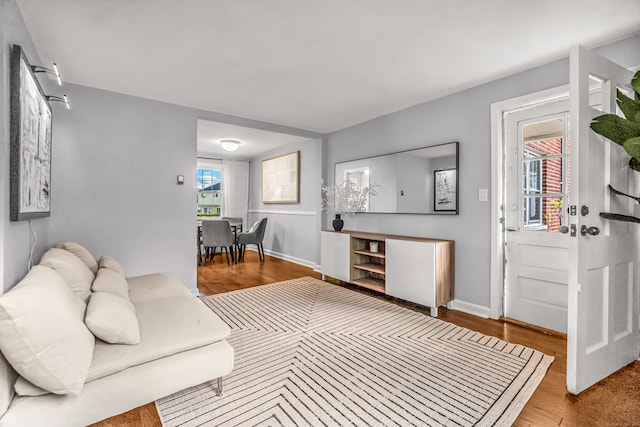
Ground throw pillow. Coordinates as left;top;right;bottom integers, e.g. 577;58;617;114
0;266;95;396
98;256;126;277
39;248;94;304
91;268;129;300
56;241;99;275
85;292;140;345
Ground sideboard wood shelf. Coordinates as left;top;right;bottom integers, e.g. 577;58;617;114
321;230;454;316
351;277;385;293
352;262;385;275
352;249;386;259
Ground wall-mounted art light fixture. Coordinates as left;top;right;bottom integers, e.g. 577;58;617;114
31;62;62;86
220;139;241;152
46;94;70;109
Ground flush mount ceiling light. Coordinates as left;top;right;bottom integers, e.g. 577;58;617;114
220;139;241;152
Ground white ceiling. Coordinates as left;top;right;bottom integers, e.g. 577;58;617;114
16;0;640;135
197;120;312;161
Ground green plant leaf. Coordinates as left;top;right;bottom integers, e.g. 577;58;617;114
632;70;640;99
630;156;640;172
617;89;640;122
623;137;640;160
590;114;640;146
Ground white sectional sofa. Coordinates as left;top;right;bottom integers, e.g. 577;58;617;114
0;242;234;427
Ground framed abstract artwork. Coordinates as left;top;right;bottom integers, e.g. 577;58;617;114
434;169;457;212
10;44;52;221
262;151;300;204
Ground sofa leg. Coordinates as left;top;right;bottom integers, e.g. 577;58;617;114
216;376;223;397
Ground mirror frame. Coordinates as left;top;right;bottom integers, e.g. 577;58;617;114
334;141;459;215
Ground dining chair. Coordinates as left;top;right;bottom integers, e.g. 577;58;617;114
236;218;268;262
201;220;236;265
221;216;243;237
221;217;243;229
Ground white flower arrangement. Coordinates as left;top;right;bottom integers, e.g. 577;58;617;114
321;180;378;215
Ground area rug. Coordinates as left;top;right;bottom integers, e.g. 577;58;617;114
156;277;553;426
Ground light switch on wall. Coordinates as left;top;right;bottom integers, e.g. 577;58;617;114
478;188;488;202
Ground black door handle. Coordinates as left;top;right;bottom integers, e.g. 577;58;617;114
580;225;600;236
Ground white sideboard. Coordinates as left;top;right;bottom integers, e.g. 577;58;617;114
320;230;454;316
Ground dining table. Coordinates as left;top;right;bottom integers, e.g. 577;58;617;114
197;218;243;266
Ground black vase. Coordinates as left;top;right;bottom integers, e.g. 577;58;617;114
332;214;344;231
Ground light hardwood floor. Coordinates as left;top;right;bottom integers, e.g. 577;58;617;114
92;251;640;426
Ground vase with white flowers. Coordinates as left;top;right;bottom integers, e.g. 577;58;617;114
321;180;378;231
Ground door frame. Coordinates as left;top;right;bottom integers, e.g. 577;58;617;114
489;85;570;320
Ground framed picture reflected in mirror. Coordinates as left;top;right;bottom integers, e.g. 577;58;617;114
434;169;457;212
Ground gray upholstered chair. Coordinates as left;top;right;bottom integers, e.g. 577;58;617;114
237;218;268;262
201;220;236;265
220;216;243;237
221;216;243;229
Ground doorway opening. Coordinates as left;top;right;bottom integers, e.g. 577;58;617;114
490;86;571;329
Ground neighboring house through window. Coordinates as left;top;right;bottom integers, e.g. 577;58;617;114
197;168;222;216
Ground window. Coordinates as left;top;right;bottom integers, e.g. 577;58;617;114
523;156;543;227
197;168;222;216
521;116;569;233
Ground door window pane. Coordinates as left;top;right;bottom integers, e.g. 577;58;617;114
523;157;566;194
523;196;565;232
521;116;569;232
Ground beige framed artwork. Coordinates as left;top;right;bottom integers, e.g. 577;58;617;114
262;151;300;204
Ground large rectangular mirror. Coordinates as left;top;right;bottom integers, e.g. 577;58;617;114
334;141;459;215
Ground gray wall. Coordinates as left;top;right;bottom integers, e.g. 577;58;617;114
247;138;322;267
325;34;640;309
395;154;430;213
49;84;199;290
47;84;320;293
1;0;53;292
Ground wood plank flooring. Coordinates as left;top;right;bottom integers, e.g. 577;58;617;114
92;252;639;426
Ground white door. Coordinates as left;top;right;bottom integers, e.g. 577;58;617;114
567;46;639;394
504;100;571;333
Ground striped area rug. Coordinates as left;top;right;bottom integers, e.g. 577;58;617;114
156;277;553;426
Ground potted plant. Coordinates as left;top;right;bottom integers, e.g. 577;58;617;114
321;180;378;231
590;70;640;223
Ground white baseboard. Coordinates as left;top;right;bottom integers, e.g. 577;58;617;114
447;299;490;319
246;247;317;269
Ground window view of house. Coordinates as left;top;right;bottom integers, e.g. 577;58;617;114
522;117;568;232
197;168;222;216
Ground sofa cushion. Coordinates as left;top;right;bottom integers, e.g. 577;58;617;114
2;341;234;427
91;268;129;300
98;256;125;277
127;273;192;302
39;248;94;304
56;242;98;275
0;353;18;417
85;292;140;345
87;295;230;381
13;376;48;397
0;266;95;396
